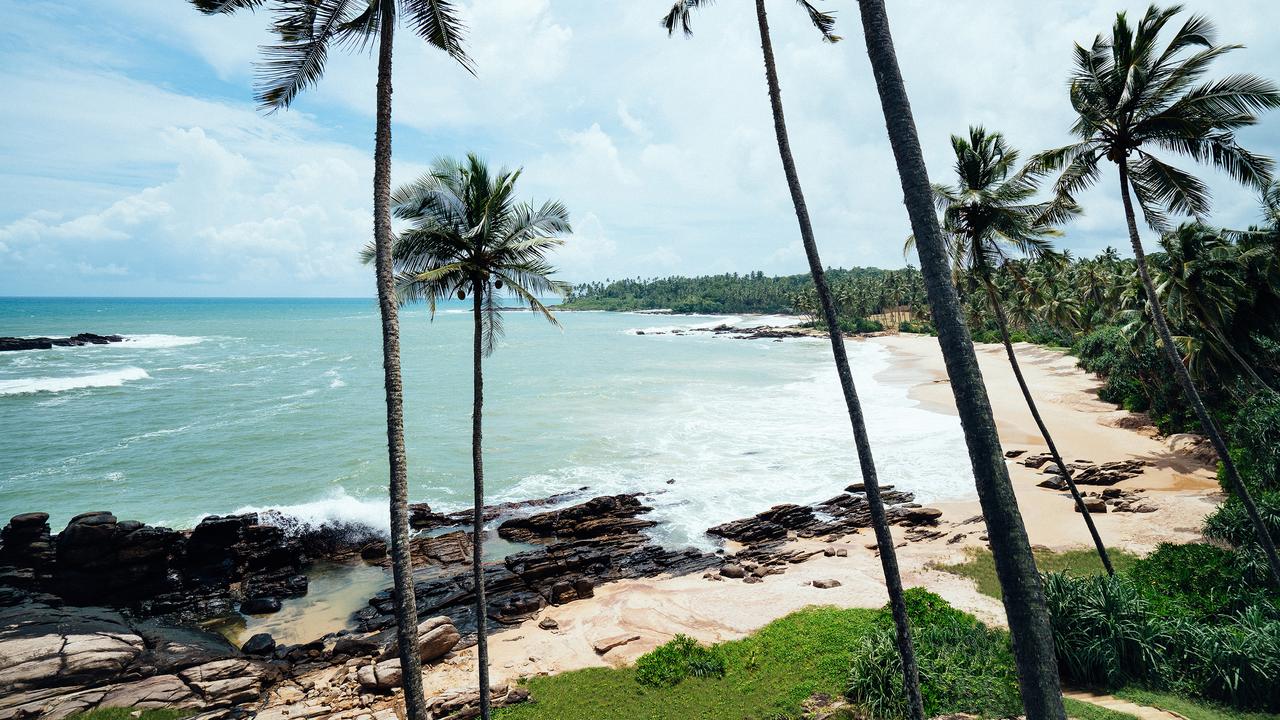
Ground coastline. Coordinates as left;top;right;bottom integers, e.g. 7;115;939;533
402;333;1225;698
0;329;1226;718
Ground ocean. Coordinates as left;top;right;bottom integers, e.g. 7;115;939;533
0;297;976;549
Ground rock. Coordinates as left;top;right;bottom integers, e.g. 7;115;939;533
811;579;842;589
0;334;125;352
538;617;558;631
241;633;276;656
332;634;381;658
743;575;762;584
1167;433;1217;465
835;549;847;557
356;659;402;692
381;616;460;663
359;542;387;561
892;507;943;526
719;563;746;579
1037;477;1068;490
240;597;282;615
1003;449;1027;458
496;494;657;543
1041;463;1064;475
1074;498;1108;514
592;634;640;655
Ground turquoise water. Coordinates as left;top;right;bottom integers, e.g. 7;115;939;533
0;298;975;548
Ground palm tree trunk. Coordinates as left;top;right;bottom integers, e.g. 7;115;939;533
370;14;429;720
471;280;492;720
1118;161;1280;586
983;282;1114;575
754;3;924;718
853;3;1067;718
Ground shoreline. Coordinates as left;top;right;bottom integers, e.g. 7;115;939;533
0;331;1225;719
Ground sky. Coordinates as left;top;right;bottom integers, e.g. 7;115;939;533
1;0;1279;297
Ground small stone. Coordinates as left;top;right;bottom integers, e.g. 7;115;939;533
538;617;559;631
241;597;283;614
811;579;842;589
593;634;641;655
743;575;762;584
835;548;848;557
719;563;745;579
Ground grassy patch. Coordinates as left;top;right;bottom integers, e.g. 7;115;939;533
67;710;191;720
498;605;878;719
1063;697;1141;720
1114;689;1280;720
935;547;1141;599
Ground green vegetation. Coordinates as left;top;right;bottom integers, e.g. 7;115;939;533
498;606;879;719
635;634;726;687
936;547;1141;600
562;267;924;329
1062;698;1143;720
847;589;1020;719
498;598;1145;720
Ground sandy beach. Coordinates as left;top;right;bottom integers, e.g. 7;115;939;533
404;333;1223;698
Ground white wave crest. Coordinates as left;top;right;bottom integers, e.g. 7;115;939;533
123;334;205;349
229;489;389;536
0;367;151;396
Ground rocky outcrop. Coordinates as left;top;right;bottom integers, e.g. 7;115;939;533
0;602;276;720
706;487;932;545
0;334;124;352
355;495;718;635
496;494;657;543
1020;453;1148;486
0;511;307;621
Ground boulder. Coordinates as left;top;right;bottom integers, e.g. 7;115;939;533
1074;498;1108;514
380;616;460;663
719;563;746;579
240;633;276;656
497;494;657;543
240;597;282;615
592;634;640;655
357;659;403;692
811;579;842;589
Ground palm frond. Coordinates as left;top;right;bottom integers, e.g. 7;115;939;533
190;0;265;14
795;0;840;43
256;0;362;111
402;0;475;75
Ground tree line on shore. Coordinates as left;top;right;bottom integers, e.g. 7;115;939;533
189;1;1279;719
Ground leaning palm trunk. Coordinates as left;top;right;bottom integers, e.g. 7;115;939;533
982;282;1114;575
471;280;492;720
1118;162;1280;583
371;14;429;720
854;2;1067;718
755;3;924;717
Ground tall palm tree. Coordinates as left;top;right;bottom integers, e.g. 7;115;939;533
662;3;925;717
378;154;570;720
1031;4;1280;585
189;3;473;718
918;127;1116;575
854;3;1068;718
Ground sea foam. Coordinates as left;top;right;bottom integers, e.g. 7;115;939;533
122;334;205;349
228;489;390;536
0;367;151;396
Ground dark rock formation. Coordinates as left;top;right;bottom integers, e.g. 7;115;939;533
496;493;657;543
355;495;717;635
706;487;930;545
0;333;125;352
1021;453;1148;486
0;511;306;621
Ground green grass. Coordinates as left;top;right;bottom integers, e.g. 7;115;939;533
67;710;191;720
1064;697;1141;720
1114;689;1280;720
935;547;1141;599
497;606;879;719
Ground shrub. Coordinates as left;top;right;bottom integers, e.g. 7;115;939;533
1042;571;1280;711
1228;393;1280;491
634;634;725;687
899;319;934;334
847;590;1021;719
1127;543;1272;620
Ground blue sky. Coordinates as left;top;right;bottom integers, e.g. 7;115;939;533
2;0;1279;297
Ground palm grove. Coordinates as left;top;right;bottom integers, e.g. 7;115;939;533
191;2;1280;720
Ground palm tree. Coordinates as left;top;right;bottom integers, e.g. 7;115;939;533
1031;4;1280;585
919;126;1117;575
853;3;1068;718
377;154;570;720
189;3;473;718
662;3;925;717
